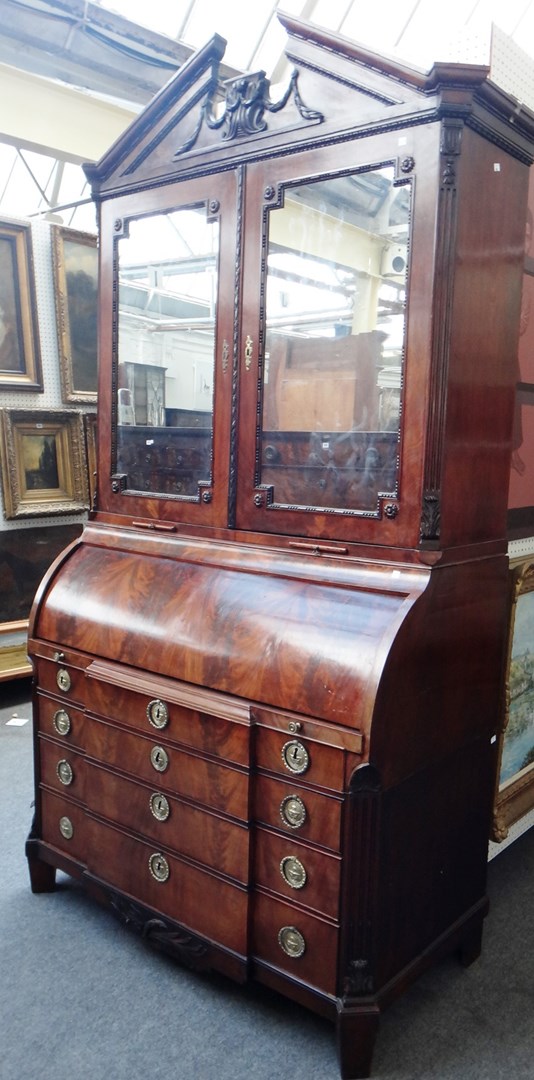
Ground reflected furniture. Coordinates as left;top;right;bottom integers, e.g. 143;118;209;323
25;17;534;1079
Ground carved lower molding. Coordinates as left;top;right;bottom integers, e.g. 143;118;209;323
343;958;375;996
108;891;210;970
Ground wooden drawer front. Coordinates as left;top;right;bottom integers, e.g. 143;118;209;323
37;693;86;749
255;727;345;791
85;716;249;820
39;737;85;801
86;762;249;883
87;680;249;765
35;658;87;707
252;892;338;996
86;816;248;955
254;827;340;919
253;774;343;852
40;789;87;863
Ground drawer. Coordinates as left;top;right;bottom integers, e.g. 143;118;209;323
40;789;87;864
254;827;340;919
86;816;249;955
253;774;343;852
252;892;338;996
36;693;86;748
86;762;249;883
85;716;249;820
255;726;345;791
35;657;87;707
39;737;85;801
87;679;249;765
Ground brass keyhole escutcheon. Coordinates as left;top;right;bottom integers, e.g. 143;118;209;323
149;852;170;882
149;792;170;822
56;669;71;693
150;745;169;773
147;699;169;730
281;739;310;775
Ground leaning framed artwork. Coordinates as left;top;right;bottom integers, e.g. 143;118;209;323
0;219;42;391
492;558;534;841
0;409;89;518
52;226;98;402
83;411;97;508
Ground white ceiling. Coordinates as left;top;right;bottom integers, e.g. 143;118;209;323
1;0;534;230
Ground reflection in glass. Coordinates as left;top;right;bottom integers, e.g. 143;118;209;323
115;204;219;497
260;167;410;512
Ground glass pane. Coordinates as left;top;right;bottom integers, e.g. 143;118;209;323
115;204;218;498
260;166;410;512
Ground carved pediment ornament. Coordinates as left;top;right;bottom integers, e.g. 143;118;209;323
173;68;324;158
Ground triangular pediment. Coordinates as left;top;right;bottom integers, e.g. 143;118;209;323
86;13;530;198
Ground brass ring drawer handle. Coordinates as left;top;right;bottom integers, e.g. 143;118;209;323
59;816;73;840
279;794;307;829
56;759;74;786
278;926;306;958
280;855;307;890
53;709;71;736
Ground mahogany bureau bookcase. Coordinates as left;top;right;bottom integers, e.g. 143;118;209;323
25;16;534;1079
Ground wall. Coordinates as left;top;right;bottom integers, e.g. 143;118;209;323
0;217;94;662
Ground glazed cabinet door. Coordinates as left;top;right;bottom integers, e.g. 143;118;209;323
236;133;434;546
97;170;238;528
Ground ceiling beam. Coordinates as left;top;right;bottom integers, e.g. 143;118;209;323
0;0;238;106
0;61;137;162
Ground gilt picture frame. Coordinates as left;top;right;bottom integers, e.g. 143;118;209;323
52;226;98;403
0;409;89;518
492;558;534;841
83;411;97;508
0;219;42;391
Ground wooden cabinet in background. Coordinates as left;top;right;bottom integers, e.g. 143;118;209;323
26;16;534;1079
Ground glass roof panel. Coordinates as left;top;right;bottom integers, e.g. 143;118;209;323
95;0;534;72
91;0;194;39
2;0;534;224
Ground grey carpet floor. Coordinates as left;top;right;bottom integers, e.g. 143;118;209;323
1;678;533;1080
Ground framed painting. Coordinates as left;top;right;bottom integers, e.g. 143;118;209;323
492;559;534;841
0;219;42;391
52;226;98;402
0;522;83;622
0;409;89;518
84;411;97;508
